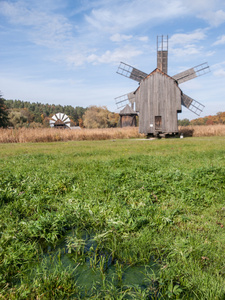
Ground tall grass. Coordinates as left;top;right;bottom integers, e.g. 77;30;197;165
0;127;143;143
179;124;225;137
0;125;224;143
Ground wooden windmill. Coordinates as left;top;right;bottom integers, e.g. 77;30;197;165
116;35;210;136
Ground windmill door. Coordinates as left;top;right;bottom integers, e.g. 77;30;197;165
155;116;162;131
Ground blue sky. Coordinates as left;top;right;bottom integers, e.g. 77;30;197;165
0;0;225;120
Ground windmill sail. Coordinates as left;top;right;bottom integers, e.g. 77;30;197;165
115;92;135;109
173;62;210;84
181;93;205;116
117;62;148;82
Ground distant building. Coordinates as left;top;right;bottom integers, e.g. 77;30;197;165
119;104;137;127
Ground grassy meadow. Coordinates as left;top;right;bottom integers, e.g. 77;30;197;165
0;136;225;299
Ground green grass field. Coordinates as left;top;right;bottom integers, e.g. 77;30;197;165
0;137;225;299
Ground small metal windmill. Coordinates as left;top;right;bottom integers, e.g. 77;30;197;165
49;113;71;129
116;35;210;136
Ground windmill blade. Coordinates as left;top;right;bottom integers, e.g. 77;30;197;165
181;93;205;116
127;92;136;104
49;113;71;128
56;113;62;120
173;62;210;84
115;92;136;109
117;62;148;83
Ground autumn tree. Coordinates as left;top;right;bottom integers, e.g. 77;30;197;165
190;112;225;125
216;112;225;124
83;106;119;128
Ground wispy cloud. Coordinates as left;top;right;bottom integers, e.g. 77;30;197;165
1;0;224;69
212;61;225;77
0;0;73;48
169;29;207;57
198;10;225;27
213;35;225;46
84;0;185;33
170;29;206;46
110;34;133;43
84;0;225;33
86;46;143;65
110;34;149;43
213;69;225;77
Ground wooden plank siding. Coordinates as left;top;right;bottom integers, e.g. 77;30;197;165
119;104;137;128
135;69;181;135
120;115;137;127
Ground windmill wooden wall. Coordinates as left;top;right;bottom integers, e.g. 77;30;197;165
119;104;137;127
135;68;181;135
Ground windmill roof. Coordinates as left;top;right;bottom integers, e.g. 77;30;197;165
134;68;180;94
147;68;175;80
119;104;137;115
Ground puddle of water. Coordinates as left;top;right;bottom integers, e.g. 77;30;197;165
29;229;159;296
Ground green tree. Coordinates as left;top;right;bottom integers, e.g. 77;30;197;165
0;94;9;128
178;118;190;126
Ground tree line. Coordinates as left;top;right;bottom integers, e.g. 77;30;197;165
178;112;225;126
1;95;224;129
0;96;119;128
4;99;86;128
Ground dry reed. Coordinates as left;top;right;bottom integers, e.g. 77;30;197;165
0;125;224;143
0;127;144;143
179;124;225;137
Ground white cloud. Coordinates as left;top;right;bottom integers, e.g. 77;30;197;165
138;36;148;42
170;29;206;46
63;52;87;67
205;51;215;57
85;0;185;33
110;34;133;42
182;0;214;11
171;45;202;57
84;0;225;34
110;34;149;43
198;9;225;27
211;62;225;77
213;69;225;77
86;46;143;64
62;45;143;67
213;35;225;46
181;0;225;27
169;29;206;57
0;0;73;48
